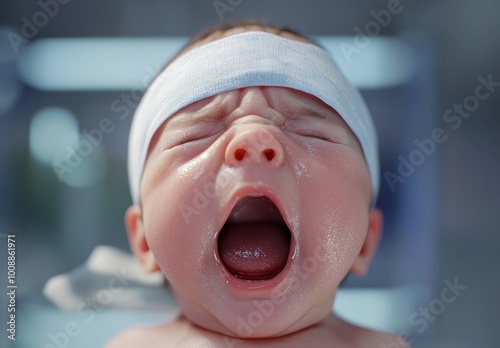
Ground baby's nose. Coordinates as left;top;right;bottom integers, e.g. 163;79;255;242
225;125;284;168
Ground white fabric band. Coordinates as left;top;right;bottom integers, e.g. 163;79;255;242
128;31;379;204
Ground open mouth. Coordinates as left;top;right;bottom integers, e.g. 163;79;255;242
217;196;292;281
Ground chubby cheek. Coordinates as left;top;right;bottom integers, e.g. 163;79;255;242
296;146;370;289
141;154;220;293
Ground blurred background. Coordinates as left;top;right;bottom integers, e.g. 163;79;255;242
0;0;499;347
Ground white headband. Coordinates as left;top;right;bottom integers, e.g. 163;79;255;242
128;31;379;204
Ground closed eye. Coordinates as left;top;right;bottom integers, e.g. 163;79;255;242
163;123;223;150
179;131;209;145
296;129;332;142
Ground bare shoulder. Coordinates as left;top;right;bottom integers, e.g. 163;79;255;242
105;326;161;348
329;315;411;348
361;330;411;348
105;327;148;348
105;320;190;348
351;325;412;348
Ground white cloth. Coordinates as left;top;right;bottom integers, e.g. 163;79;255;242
128;31;379;204
40;246;177;347
43;245;178;314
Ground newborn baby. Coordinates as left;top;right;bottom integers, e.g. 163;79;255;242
107;22;408;347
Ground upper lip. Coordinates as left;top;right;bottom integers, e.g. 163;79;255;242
217;185;293;239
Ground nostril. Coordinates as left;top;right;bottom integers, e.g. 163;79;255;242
235;148;246;161
263;149;275;161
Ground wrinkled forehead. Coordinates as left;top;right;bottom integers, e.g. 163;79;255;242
128;31;379;204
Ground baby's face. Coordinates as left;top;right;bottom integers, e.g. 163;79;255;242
131;86;379;338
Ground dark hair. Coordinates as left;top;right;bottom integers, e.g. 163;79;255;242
162;20;320;71
187;20;307;44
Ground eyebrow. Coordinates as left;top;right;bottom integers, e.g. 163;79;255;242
166;99;225;127
285;101;343;124
303;106;337;120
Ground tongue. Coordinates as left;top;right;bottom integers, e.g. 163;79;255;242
218;222;290;280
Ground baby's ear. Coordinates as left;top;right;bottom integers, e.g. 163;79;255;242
349;208;383;276
125;205;160;273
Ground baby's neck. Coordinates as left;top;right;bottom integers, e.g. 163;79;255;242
156;313;402;348
107;313;408;348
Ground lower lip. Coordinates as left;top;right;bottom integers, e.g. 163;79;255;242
213;236;297;292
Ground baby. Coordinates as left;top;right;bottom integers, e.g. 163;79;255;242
107;21;408;347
